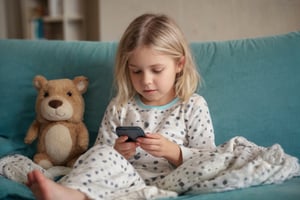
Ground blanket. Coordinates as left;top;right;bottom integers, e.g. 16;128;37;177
157;137;300;195
0;137;299;199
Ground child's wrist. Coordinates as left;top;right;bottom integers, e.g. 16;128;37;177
165;144;182;167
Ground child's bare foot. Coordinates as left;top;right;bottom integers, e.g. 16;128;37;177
27;170;88;200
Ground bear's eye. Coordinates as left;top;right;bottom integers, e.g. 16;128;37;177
67;91;72;97
44;92;49;98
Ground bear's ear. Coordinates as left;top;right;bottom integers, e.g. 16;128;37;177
33;75;48;90
73;76;89;94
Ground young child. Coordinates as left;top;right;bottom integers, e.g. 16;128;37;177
26;13;216;200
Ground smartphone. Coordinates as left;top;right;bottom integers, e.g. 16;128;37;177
116;126;145;142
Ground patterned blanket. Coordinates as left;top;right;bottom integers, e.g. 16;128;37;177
157;137;300;195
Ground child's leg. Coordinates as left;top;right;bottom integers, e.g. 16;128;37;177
56;144;146;199
27;170;88;200
27;144;177;199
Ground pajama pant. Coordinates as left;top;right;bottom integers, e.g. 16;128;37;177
58;144;177;199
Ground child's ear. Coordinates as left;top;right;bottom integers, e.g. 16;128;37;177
176;56;185;73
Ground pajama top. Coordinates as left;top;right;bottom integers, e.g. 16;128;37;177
95;93;216;185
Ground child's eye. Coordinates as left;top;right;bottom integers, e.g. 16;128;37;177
153;68;163;73
131;70;142;74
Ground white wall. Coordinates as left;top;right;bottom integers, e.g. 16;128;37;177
100;0;300;41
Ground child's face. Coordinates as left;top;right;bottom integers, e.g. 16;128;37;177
128;46;183;106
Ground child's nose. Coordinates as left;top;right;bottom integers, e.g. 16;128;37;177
142;72;152;85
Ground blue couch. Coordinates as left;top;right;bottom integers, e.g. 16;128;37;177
0;31;299;199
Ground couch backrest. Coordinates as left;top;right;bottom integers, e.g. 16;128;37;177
0;31;299;159
0;40;118;157
192;31;300;159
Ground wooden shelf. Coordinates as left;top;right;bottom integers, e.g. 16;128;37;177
21;0;86;40
43;16;63;23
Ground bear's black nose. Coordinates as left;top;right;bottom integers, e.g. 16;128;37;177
49;100;63;108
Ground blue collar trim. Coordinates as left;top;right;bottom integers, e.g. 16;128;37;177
135;96;180;110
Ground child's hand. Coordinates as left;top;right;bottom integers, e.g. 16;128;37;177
136;134;182;166
114;136;138;160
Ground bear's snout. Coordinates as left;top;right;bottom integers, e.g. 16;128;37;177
49;100;63;109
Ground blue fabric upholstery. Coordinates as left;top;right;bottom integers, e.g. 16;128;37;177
0;31;299;199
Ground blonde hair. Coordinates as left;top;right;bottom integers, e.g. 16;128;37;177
114;13;200;107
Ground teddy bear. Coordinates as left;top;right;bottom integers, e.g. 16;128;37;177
24;75;89;169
